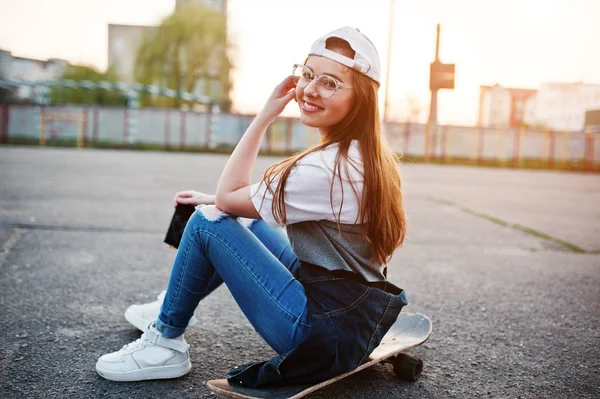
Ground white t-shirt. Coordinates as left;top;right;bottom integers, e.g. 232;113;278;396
250;141;364;227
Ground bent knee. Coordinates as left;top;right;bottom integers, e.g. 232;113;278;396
196;205;231;223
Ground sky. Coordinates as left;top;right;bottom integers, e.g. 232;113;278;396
0;0;599;126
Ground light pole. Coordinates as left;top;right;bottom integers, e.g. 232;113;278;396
425;24;455;162
383;0;395;122
428;23;441;125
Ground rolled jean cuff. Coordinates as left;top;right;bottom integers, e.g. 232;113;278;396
156;315;186;339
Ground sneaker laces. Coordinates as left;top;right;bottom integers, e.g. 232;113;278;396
118;335;150;355
117;324;160;355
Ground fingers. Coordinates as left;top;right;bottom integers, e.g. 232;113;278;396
272;76;296;97
259;76;298;121
174;190;195;207
281;75;296;87
174;196;195;207
278;76;296;93
282;88;296;103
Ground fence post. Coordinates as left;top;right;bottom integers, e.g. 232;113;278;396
561;131;569;165
403;123;411;157
519;127;525;167
286;118;293;153
584;129;594;171
478;127;485;165
512;128;521;167
123;108;129;146
431;124;439;161
424;123;430;162
548;130;556;169
180;110;186;150
0;105;8;142
209;104;219;150
441;125;448;163
77;112;85;148
40;105;46;146
83;107;89;147
126;89;138;146
93;107;99;144
165;110;171;150
204;104;212;150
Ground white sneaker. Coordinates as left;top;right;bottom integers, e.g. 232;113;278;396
124;290;198;332
96;323;192;382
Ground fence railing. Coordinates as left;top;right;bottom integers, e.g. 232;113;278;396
1;104;598;171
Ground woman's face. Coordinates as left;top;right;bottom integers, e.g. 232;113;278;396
295;55;355;135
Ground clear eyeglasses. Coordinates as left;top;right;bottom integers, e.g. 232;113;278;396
292;64;352;99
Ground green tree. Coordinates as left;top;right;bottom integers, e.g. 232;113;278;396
134;4;232;111
50;65;127;106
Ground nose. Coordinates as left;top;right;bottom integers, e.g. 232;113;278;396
303;78;319;97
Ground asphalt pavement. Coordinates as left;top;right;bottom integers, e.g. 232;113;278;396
1;146;599;398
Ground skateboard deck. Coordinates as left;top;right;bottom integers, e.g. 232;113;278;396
207;312;432;399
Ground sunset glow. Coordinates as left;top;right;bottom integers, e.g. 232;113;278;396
1;0;598;125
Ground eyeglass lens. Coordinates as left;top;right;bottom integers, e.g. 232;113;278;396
292;66;338;98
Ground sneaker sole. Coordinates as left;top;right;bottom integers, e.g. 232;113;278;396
96;358;192;382
124;307;198;332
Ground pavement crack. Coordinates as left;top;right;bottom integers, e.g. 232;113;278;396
426;196;588;253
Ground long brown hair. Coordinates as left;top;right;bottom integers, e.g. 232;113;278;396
261;39;406;265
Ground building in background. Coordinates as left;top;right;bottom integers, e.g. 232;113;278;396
533;82;600;132
477;84;537;129
107;24;154;82
107;0;227;95
0;49;68;103
479;82;600;132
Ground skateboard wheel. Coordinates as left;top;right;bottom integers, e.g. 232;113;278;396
392;353;423;382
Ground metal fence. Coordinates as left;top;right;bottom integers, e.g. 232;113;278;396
1;104;598;170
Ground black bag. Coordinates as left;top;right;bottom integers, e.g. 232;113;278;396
164;204;196;249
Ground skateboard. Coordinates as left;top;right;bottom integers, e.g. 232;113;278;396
207;312;432;399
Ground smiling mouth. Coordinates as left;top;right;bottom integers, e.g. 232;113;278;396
301;100;324;112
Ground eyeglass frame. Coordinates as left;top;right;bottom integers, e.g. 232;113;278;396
292;64;353;98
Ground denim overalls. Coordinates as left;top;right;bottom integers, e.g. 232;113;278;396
227;263;408;388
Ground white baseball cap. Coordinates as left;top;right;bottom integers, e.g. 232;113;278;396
308;26;381;84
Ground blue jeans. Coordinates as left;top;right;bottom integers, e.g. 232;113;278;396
156;205;311;355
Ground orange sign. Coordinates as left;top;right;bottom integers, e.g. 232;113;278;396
430;62;455;90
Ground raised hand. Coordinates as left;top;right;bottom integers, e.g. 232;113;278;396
173;190;216;207
257;76;297;124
